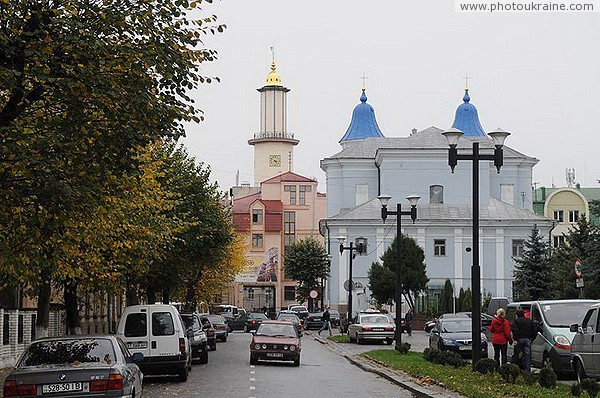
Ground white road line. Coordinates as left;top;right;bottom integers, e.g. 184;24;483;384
249;386;256;390
250;377;255;381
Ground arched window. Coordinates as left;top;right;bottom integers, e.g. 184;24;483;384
430;185;443;204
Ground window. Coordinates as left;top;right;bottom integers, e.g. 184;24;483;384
569;210;580;223
553;210;564;222
553;235;565;248
252;233;263;248
430;185;444;204
124;313;147;337
355;184;368;205
581;308;598;334
512;239;524;257
284;211;296;247
284;185;297;205
252;209;263;224
284;286;296;301
299;185;311;205
434;239;446;256
152;312;175;336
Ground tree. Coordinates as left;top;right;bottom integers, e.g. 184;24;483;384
367;261;395;306
513;225;554;301
283;237;330;303
440;279;454;314
0;0;224;335
376;234;428;311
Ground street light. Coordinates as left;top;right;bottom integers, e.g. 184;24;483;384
442;127;510;367
377;194;420;352
338;236;367;324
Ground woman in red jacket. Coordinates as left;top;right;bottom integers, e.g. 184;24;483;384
489;308;513;366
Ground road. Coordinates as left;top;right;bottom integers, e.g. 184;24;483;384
142;330;416;398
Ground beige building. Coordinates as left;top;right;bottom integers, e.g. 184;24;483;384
230;61;326;315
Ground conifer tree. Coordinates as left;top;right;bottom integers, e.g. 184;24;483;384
513;225;553;300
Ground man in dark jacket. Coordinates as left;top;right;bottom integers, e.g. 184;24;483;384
511;308;537;373
318;308;332;336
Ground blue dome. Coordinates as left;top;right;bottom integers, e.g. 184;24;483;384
451;89;486;137
339;90;384;142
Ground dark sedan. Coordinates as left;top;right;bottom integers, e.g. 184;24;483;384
180;312;209;364
276;312;303;336
304;312;325;330
207;314;229;342
429;318;488;358
199;315;217;351
228;312;268;333
3;335;144;397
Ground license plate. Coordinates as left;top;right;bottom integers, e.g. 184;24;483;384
459;345;471;350
266;352;284;357
127;341;147;349
373;328;384;331
42;382;83;394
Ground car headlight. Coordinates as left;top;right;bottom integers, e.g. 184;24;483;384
254;343;261;350
262;344;267;349
283;345;289;350
289;345;296;352
442;338;455;344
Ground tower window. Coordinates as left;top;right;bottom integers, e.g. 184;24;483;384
252;209;263;224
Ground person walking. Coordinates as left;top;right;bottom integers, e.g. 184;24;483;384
318;307;332;336
511;307;537;373
489;308;513;366
404;308;414;336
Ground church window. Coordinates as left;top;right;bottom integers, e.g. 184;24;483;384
252;233;263;248
434;239;446;256
553;210;564;223
429;185;444;204
569;210;580;223
355;184;368;206
252;209;263;224
512;239;524;257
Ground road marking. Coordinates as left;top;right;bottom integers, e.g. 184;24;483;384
249;386;256;390
250;370;255;374
250;377;255;381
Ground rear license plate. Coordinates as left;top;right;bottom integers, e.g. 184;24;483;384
42;382;83;394
127;341;147;349
459;345;471;350
266;352;284;358
373;328;384;331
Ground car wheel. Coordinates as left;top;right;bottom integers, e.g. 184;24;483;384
177;366;188;382
199;350;208;364
221;335;228;342
210;342;217;351
542;352;554;371
244;325;249;333
386;339;393;345
574;359;587;383
293;357;300;367
250;354;258;365
357;336;364;345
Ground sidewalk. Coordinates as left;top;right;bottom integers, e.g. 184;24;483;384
309;331;465;398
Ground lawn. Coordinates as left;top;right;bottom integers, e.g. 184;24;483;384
364;350;577;398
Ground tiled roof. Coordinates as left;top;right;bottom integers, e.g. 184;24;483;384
261;171;316;184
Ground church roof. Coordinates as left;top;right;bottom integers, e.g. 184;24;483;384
451;89;486;137
339;90;385;142
328;197;552;224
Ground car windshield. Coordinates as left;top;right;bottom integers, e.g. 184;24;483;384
256;324;297;337
251;313;268;320
541;302;597;327
441;320;471;333
290;306;307;312
208;315;225;324
20;338;116;366
360;315;389;324
277;314;299;322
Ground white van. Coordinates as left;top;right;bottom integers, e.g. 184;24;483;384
570;302;600;382
117;304;192;381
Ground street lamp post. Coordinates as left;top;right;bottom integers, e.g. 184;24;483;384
442;127;510;368
338;237;367;324
377;194;420;352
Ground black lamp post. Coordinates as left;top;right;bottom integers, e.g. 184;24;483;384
377;194;420;352
442;127;510;368
338;236;367;324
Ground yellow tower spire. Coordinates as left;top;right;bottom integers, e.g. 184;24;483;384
265;46;282;86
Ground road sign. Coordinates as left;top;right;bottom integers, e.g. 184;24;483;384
574;258;584;278
309;289;319;299
576;278;584;288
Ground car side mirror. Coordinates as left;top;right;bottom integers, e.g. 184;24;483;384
570;323;580;333
132;352;144;363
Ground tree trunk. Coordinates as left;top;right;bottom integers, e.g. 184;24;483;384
147;286;156;305
184;284;196;311
126;280;139;306
64;279;81;335
36;266;52;338
162;289;170;304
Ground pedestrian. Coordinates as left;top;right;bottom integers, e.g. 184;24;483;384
489;308;513;367
318;307;332;336
511;307;537;373
404;308;414;336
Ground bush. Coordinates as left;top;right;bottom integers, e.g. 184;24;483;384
422;348;432;361
521;371;538;386
581;378;600;398
398;342;411;354
570;382;582;397
474;358;497;374
538;366;557;389
422;348;466;368
498;363;520;383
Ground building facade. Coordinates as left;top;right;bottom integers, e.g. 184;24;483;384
320;88;554;315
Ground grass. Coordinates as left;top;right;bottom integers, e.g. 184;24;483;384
327;334;349;343
364;350;575;398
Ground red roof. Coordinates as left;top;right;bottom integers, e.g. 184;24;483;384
261;171;316;185
232;194;282;233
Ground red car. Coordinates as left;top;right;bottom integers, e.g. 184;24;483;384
249;321;301;366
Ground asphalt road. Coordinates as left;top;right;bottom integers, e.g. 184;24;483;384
142;330;416;398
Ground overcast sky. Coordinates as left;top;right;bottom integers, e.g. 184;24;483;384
181;0;600;193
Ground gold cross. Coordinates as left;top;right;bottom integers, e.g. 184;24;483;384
359;73;368;90
464;72;471;90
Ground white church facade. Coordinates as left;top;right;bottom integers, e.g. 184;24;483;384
320;88;554;314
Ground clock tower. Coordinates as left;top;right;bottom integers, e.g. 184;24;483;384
248;59;299;186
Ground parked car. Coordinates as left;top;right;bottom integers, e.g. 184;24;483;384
429;318;488;359
506;299;600;375
329;309;341;326
3;335;144;398
276;312;303;336
198;315;217;351
288;305;309;320
117;304;191;381
570;302;600;382
228;312;269;333
249;321;301;366
180;312;209;364
304;311;325;330
207;314;229;342
348;312;395;345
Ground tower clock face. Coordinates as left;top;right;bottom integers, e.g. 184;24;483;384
269;154;281;167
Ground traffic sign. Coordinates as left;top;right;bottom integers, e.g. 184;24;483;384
309;289;319;299
574;258;584;278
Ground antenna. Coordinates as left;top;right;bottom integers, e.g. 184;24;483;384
566;168;576;188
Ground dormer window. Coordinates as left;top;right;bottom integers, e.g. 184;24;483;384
252;209;263;224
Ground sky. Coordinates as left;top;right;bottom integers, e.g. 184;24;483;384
181;0;600;194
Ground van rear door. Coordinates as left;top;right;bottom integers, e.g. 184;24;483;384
122;311;151;358
150;309;180;358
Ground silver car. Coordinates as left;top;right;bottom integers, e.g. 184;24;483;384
3;335;144;398
348;313;395;344
570;302;600;382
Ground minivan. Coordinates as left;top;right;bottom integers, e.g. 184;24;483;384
506;299;599;375
117;304;192;381
570;302;600;382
